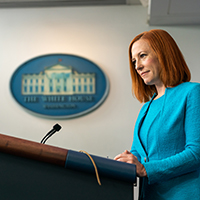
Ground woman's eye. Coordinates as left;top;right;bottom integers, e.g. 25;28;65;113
140;54;146;58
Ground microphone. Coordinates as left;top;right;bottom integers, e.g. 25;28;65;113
41;124;62;144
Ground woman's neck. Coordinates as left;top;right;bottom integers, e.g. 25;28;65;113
155;84;166;100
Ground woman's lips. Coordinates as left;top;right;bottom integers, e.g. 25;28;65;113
141;71;150;77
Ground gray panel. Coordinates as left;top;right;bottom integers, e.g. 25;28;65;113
0;0;129;8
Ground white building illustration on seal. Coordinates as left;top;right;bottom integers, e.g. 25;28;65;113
22;64;96;95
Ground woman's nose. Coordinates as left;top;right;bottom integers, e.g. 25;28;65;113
135;61;143;71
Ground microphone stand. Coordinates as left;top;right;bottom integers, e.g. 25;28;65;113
41;124;61;144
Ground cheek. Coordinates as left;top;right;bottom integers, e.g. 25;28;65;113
144;57;155;66
147;57;161;70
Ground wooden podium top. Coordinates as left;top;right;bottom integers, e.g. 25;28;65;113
0;133;68;166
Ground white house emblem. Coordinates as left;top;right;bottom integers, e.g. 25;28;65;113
10;54;109;118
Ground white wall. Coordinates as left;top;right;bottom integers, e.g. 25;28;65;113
0;5;200;198
0;5;147;156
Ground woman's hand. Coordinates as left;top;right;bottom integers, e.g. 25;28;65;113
114;150;147;177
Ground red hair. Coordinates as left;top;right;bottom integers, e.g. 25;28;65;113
129;29;191;103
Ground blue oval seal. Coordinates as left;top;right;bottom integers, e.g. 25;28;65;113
10;54;109;119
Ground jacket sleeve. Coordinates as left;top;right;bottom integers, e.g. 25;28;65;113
130;141;141;163
143;84;200;185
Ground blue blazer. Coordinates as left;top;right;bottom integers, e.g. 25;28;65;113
131;82;200;199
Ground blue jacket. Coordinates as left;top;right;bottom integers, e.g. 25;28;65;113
131;82;200;199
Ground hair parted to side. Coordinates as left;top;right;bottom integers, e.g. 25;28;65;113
129;29;191;103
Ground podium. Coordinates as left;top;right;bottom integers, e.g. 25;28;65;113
0;133;136;200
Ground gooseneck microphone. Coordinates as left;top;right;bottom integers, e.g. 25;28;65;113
41;124;62;144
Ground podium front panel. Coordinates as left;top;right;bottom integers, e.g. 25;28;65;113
0;152;133;200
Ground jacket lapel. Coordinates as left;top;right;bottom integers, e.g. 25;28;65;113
135;94;157;159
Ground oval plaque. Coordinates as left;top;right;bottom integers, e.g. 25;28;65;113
10;54;109;119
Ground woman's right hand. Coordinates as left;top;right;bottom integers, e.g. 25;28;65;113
114;150;147;177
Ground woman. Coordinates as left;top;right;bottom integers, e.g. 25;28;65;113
114;29;200;199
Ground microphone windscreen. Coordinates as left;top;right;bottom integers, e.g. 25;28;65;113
53;124;62;131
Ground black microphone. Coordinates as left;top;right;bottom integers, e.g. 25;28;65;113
41;124;62;144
